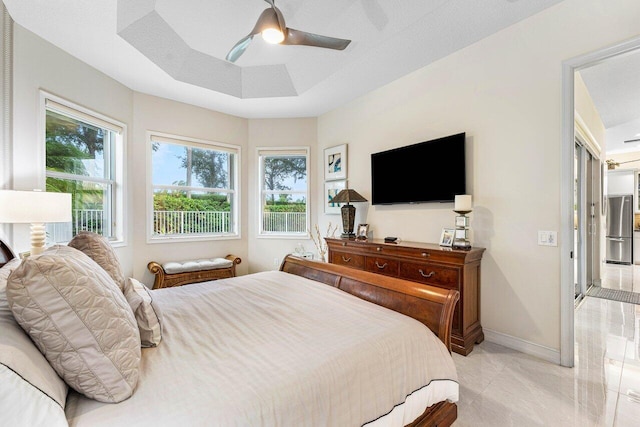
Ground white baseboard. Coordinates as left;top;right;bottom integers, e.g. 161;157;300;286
483;328;561;365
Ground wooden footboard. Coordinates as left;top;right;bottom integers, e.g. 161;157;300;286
281;255;460;427
280;255;459;352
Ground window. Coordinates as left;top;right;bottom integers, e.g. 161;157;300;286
44;96;125;244
149;133;240;241
258;147;309;237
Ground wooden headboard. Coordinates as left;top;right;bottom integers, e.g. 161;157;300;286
0;238;15;268
280;255;459;351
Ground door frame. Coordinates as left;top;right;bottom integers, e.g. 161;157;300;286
561;36;640;367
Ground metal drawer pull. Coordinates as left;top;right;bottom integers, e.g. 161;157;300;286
376;247;382;251
375;261;388;269
421;252;430;258
419;269;435;278
342;256;352;262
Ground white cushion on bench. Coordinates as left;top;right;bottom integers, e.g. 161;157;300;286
163;258;234;274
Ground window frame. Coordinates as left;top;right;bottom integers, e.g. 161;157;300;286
147;131;241;243
257;146;310;239
41;91;127;246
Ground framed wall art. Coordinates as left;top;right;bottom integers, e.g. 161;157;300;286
325;180;346;214
324;144;347;181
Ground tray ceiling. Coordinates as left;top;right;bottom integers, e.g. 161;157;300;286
4;0;564;118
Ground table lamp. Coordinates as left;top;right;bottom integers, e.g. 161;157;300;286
0;190;72;255
330;188;368;238
453;194;472;249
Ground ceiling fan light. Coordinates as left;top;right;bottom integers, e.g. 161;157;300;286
262;28;284;44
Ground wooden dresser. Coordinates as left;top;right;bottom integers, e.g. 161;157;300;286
326;238;485;355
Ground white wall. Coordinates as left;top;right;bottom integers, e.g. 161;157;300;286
247;118;317;273
318;0;640;354
11;24;135;273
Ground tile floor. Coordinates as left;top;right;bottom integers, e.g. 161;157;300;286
451;271;640;425
601;263;640;293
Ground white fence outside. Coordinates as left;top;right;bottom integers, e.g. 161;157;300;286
262;211;307;233
48;209;307;242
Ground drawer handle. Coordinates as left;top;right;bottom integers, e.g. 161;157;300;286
421;252;430;258
419;269;435;278
377;247;382;251
342;256;352;262
375;261;388;269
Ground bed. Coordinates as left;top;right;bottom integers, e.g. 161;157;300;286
0;238;459;427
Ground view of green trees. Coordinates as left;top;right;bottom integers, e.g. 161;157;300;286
45;110;108;236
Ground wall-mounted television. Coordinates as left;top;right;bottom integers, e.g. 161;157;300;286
371;132;466;205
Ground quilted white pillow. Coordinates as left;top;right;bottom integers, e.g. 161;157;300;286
6;245;141;403
123;278;163;347
68;231;126;291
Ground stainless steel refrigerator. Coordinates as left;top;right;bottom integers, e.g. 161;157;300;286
606;194;633;264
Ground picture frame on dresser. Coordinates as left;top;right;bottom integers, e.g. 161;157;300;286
356;223;369;240
439;228;455;247
324;144;347;181
325;180;347;214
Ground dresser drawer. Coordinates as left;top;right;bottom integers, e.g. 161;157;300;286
365;257;399;277
330;251;365;269
399;261;460;289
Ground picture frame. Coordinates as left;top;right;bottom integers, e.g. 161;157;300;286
356;223;369;240
324;180;347;214
439;228;455;247
324;144;347;181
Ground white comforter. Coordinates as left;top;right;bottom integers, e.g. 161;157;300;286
65;271;458;426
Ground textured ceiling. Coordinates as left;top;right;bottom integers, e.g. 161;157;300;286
4;0;565;118
580;50;640;154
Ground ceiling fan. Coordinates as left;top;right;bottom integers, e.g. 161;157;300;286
225;0;351;63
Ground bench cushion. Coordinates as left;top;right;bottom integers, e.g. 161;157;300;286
163;258;233;274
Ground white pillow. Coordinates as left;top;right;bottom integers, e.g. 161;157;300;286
7;245;140;403
123;278;163;347
68;231;126;291
1;257;69;426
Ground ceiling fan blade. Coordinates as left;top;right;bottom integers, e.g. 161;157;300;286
225;34;254;63
282;28;351;50
263;0;275;6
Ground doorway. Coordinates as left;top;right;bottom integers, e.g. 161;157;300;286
562;37;640;367
574;139;597;304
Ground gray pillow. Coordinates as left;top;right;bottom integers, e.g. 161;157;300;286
68;231;125;291
7;245;140;403
123;278;163;348
1;257;69;423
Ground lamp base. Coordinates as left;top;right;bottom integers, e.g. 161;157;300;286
30;222;46;255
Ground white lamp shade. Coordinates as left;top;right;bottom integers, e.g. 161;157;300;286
454;194;472;212
0;190;72;223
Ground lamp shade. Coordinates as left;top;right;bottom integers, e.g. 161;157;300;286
0;190;72;223
454;194;472;212
331;189;367;204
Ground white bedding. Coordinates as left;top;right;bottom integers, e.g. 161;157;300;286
65;271;458;426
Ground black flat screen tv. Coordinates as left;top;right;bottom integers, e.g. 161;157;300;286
371;132;466;205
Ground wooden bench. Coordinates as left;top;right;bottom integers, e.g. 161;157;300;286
147;255;241;289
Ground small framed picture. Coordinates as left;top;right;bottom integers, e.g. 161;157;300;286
324;144;347;181
324;180;347;214
439;228;455;247
356;223;369;240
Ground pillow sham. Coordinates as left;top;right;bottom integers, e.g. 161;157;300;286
123;278;163;347
6;245;140;403
1;258;69;425
68;231;125;291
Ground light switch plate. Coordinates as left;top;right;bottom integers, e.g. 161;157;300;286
538;231;558;246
